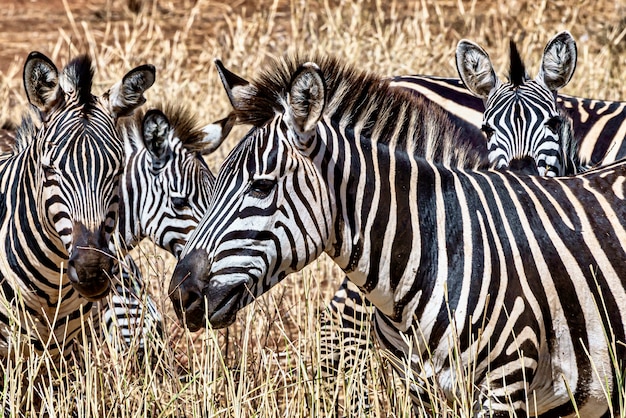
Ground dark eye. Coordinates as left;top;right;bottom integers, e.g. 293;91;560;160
172;196;190;210
545;116;562;134
250;178;276;199
481;124;495;137
42;165;57;178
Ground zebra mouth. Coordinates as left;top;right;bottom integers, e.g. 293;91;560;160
207;289;242;329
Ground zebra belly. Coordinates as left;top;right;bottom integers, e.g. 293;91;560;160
373;306;614;416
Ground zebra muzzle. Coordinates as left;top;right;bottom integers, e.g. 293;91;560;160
66;223;114;301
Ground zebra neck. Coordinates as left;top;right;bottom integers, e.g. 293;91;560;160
0;153;73;308
326;141;450;331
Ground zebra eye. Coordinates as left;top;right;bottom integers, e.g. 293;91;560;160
172;196;190;210
250;178;276;198
481;124;495;137
42;165;57;178
545;116;562;134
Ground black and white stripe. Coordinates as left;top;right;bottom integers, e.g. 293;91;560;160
455;31;579;177
170;55;626;416
0;52;154;362
96;105;230;351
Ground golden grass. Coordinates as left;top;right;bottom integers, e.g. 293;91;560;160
0;0;625;416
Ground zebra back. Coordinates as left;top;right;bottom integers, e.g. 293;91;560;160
390;74;626;173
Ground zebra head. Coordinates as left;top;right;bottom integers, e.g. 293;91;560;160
170;59;334;330
117;106;232;257
456;31;578;176
23;52;155;300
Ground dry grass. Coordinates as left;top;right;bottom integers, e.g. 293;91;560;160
0;0;625;416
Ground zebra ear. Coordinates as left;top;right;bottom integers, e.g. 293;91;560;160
456;40;499;101
199;112;236;156
23;51;62;116
142;109;173;171
537;31;577;92
286;62;326;135
214;59;253;111
107;64;156;118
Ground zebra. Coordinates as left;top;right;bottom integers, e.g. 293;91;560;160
318;31;580;410
0;51;155;362
169;55;626;417
455;31;579;177
97;104;231;352
391;49;626;173
320;31;624;412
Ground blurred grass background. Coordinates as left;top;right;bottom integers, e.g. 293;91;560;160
0;0;624;416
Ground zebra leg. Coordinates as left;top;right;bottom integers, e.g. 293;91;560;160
98;254;163;359
319;277;374;415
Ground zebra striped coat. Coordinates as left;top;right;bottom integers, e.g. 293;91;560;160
98;105;230;350
455;31;579;177
393;74;626;169
0;52;154;361
325;32;626;412
170;55;626;417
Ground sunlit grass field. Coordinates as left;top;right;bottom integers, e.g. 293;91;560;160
0;0;625;416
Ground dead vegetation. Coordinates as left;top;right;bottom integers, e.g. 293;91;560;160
0;0;624;416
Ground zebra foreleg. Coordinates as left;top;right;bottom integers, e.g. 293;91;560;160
319;278;374;416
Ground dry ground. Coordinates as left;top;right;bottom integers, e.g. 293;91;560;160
0;0;625;416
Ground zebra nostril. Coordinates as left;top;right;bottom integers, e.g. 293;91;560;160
183;289;201;311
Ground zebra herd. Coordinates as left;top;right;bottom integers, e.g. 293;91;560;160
2;29;626;416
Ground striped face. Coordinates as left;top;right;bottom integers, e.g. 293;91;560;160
482;80;566;175
38;103;124;300
170;117;332;330
23;52;155;300
456;31;578;176
144;140;214;257
117;107;228;259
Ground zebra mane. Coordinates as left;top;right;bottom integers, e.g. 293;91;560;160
61;55;95;105
125;103;209;153
235;54;487;169
0;112;39;155
508;40;527;87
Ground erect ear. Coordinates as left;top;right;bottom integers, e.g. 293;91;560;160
199;112;237;155
214;59;254;111
286;62;326;135
107;64;156;118
537;31;577;92
142;108;173;171
456;40;500;101
23;51;62;116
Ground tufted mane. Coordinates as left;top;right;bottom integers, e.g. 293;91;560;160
234;54;487;169
508;40;527;87
62;55;95;105
124;103;209;154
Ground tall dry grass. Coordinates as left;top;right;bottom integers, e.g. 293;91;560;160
0;0;625;416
